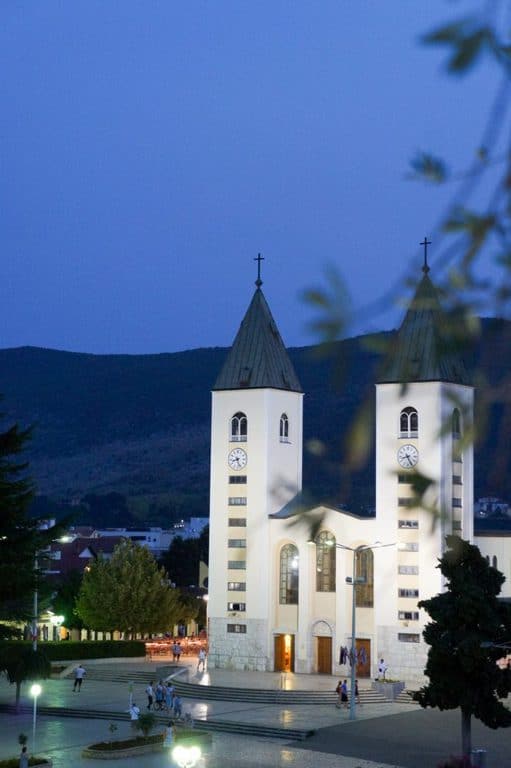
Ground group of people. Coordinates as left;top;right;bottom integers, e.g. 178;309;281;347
335;678;361;709
171;642;183;662
144;679;183;716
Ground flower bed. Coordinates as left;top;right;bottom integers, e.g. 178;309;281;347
0;759;51;768
82;730;212;760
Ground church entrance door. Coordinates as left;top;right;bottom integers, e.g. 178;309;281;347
317;636;332;674
274;634;294;672
356;638;371;678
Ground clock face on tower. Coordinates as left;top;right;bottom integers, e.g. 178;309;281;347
228;448;247;470
397;444;419;468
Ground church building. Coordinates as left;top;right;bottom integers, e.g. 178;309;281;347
207;261;510;686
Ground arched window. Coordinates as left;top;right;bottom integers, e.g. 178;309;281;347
492;555;498;569
230;412;247;442
315;531;336;592
356;549;373;607
279;413;289;442
452;409;461;439
400;407;418;438
279;544;299;604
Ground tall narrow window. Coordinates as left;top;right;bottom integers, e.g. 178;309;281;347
356;549;373;607
230;412;247;442
400;407;418;438
315;531;336;592
279;544;299;604
279;413;289;442
452;408;461;439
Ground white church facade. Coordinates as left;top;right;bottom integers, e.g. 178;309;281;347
207;264;510;686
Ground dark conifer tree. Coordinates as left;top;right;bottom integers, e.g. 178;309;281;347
415;535;511;759
0;413;58;637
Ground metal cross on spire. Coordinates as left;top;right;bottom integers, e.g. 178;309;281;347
420;237;431;274
254;253;264;287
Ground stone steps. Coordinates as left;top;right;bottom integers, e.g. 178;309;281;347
172;680;389;705
0;703;313;741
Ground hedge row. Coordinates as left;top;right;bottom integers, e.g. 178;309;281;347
0;640;145;661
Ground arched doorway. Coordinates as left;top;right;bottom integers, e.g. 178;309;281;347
313;620;333;674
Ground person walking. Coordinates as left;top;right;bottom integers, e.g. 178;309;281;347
335;679;343;708
165;682;174;712
173;694;182;719
19;746;29;768
128;702;140;732
146;680;154;710
355;679;362;706
197;648;206;672
72;663;86;691
340;679;349;709
378;658;388;680
163;720;174;748
155;680;164;710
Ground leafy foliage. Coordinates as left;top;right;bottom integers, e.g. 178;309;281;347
0;644;51;711
75;539;183;635
136;712;156;738
160;526;209;588
415;536;511;756
51;570;84;630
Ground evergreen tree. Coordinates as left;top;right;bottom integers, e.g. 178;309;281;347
0;414;55;638
75;539;183;636
415;536;511;759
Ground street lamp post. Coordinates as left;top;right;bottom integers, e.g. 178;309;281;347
30;683;42;755
328;540;395;721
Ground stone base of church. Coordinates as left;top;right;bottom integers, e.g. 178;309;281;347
377;625;428;688
207;617;270;671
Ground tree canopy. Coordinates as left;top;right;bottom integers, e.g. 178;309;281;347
0;644;51;711
75;538;183;636
414;535;511;758
159;526;209;588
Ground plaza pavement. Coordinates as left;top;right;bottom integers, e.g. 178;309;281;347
0;657;507;768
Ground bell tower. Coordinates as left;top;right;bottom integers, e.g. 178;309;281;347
208;263;303;670
373;254;474;684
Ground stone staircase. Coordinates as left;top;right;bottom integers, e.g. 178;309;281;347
171;679;389;706
62;665;175;685
0;703;314;741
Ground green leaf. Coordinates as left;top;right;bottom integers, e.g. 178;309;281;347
409;152;447;183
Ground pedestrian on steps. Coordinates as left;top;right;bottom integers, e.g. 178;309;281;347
72;663;86;691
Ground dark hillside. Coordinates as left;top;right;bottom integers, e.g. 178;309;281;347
0;318;510;523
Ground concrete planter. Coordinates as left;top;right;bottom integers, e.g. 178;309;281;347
371;681;406;700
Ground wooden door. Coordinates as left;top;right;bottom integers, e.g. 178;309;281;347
317;636;332;674
356;638;371;678
274;634;295;672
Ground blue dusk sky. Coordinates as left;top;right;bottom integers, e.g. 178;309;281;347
1;1;498;354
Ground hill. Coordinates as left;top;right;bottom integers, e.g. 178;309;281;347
1;318;511;526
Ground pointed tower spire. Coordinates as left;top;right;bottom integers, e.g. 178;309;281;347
420;236;431;274
214;281;302;392
378;259;470;385
254;253;264;288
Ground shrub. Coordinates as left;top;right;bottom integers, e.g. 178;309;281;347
437;757;471;768
0;640;145;661
136;712;157;739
